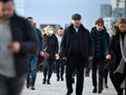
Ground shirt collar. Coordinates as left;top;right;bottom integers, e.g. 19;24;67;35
74;27;79;33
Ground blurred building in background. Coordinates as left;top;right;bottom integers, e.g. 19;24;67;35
14;0;24;16
101;4;112;18
111;0;126;9
111;0;126;19
103;18;113;36
100;0;126;36
100;4;113;36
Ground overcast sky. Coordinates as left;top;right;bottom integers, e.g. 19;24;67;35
24;0;110;29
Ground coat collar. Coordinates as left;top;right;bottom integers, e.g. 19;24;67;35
69;24;85;30
68;24;87;34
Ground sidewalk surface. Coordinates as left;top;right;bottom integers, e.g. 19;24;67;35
22;72;117;95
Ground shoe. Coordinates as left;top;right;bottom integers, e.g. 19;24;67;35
61;77;64;81
66;89;73;95
47;80;51;85
43;81;46;84
92;88;97;93
98;89;103;94
105;84;109;88
57;78;60;81
43;79;46;84
26;84;30;89
31;86;35;90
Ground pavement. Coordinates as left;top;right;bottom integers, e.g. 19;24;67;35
22;72;117;95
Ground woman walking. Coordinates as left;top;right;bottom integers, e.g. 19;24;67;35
107;18;126;95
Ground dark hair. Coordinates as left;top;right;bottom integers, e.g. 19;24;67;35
72;13;82;20
27;17;33;20
95;18;104;25
59;27;63;30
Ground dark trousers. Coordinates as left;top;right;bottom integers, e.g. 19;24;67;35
0;75;25;95
103;64;109;86
104;70;109;85
66;59;85;95
56;59;65;80
92;60;104;91
103;61;110;87
43;60;55;82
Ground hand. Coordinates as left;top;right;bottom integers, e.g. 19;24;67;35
89;56;93;61
55;54;59;60
8;42;21;53
55;54;59;57
40;51;45;56
106;54;111;60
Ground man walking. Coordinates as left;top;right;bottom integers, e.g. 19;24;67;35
0;0;37;95
61;13;91;95
26;17;43;90
55;27;65;81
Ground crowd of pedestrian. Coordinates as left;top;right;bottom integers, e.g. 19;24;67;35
0;0;125;95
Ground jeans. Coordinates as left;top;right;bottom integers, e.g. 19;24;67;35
27;55;37;87
0;75;25;95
